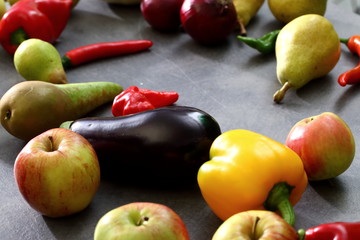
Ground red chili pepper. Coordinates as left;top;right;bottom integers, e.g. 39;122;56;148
61;40;153;69
338;36;360;86
0;0;72;55
112;86;179;117
304;222;360;240
342;35;360;55
338;64;360;86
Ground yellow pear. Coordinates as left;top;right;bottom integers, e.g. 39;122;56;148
14;39;67;84
273;14;340;103
0;0;6;19
268;0;327;23
233;0;265;35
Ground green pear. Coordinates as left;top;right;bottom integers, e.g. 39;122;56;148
14;38;67;84
0;81;122;141
273;14;340;103
233;0;265;35
268;0;327;24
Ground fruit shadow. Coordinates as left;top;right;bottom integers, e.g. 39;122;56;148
308;178;348;208
106;2;142;21
177;36;233;62
294;75;334;101
43;205;98;240
334;81;360;111
0;133;26;167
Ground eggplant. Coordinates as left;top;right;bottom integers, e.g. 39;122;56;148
61;106;221;186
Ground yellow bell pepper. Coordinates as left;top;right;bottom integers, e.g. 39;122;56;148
197;129;308;225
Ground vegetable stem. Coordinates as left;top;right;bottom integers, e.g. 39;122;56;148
263;182;295;226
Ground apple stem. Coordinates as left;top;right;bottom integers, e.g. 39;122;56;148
136;216;149;226
263;182;295;226
48;136;54;151
251;216;260;239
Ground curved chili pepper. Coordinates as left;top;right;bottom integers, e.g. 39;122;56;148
338;36;360;86
111;86;179;117
338;64;360;86
61;40;153;69
0;0;72;55
302;222;360;240
237;29;280;54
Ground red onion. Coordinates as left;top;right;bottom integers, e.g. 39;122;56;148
140;0;184;32
180;0;237;45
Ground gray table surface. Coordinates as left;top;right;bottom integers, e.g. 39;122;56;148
1;0;360;239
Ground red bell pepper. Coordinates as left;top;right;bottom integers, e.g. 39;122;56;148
112;86;179;116
0;0;72;55
304;222;360;240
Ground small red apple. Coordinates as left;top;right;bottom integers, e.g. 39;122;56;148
14;128;100;218
285;112;355;181
212;210;299;240
94;202;190;240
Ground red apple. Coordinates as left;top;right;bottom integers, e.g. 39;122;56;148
212;210;299;240
285;112;355;181
14;128;100;218
94;202;190;240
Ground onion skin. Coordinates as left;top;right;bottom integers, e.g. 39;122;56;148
180;0;237;45
141;0;184;32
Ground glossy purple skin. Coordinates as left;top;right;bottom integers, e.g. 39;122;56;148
65;106;221;186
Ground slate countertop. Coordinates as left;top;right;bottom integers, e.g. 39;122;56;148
1;1;360;239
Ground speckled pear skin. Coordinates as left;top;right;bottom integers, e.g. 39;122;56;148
273;14;340;103
0;81;122;141
14;39;67;84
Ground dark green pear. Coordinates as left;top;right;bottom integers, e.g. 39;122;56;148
14;38;67;84
0;81;122;141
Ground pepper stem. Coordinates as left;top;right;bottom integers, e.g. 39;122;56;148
10;27;29;46
61;55;73;70
339;38;349;44
263;182;295;226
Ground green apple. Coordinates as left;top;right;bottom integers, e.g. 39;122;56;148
94;202;190;240
212;210;299;239
285;112;355;181
14;128;100;218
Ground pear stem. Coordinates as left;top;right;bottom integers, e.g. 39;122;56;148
297;229;306;240
238;20;247;36
273;82;291;103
